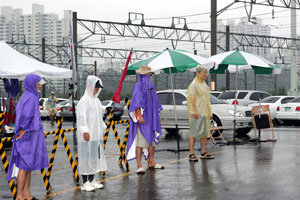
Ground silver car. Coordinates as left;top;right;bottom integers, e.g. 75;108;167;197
157;90;253;135
218;90;271;106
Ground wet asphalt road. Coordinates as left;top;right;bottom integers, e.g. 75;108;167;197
1;120;300;200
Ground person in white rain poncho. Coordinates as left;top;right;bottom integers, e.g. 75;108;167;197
76;75;107;192
187;66;214;161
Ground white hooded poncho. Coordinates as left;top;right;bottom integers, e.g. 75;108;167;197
76;75;107;175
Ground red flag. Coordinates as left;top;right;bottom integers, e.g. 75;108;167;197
112;50;133;103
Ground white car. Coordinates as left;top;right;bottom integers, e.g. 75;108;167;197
218;90;271;106
157;90;253;135
275;97;300;124
101;100;113;116
210;91;222;98
248;96;295;121
39;98;68;118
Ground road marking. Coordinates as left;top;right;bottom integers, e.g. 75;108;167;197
43;149;226;199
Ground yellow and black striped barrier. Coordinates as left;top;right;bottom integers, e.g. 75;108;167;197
118;122;130;169
40;117;79;191
0;112;79;198
0;112;5;132
102;98;131;172
0;112;17;200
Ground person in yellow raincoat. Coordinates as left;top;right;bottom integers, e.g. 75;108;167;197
187;65;214;161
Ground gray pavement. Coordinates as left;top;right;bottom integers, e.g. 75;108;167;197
1;120;300;200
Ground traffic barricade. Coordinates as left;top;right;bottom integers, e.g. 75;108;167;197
102;98;130;174
0;113;79;199
41;117;79;191
0;112;17;200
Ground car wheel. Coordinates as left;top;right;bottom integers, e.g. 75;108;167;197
235;127;252;136
211;115;223;137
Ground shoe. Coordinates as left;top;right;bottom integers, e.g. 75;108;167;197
136;167;145;175
90;180;103;189
25;196;39;200
200;152;214;159
189;154;199;162
81;181;95;192
148;163;165;170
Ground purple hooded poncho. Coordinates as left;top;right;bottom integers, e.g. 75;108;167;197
6;74;48;181
126;74;162;161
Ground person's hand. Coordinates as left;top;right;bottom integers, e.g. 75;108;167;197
83;132;90;142
138;116;145;124
193;114;199;119
16;130;26;140
209;115;212;120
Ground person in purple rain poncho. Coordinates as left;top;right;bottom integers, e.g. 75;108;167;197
6;74;49;200
126;65;165;175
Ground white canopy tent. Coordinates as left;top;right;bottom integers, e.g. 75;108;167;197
0;41;72;79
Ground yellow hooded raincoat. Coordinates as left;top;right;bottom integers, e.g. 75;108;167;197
187;78;212;139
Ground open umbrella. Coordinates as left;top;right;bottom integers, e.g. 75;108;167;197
202;49;281;143
127;48;209;153
127;48;208;74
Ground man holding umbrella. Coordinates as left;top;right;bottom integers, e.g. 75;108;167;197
187;65;214;161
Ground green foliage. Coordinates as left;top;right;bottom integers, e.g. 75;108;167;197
277;86;287;95
268;86;287;95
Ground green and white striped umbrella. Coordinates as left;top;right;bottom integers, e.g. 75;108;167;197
127;48;208;75
203;49;281;74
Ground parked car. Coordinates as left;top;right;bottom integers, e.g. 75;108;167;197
248;96;295;121
275;97;300;125
0;124;14;148
101;100;125;121
210;91;222;98
101;100;113;117
218;90;271;106
39;98;68;118
59;100;79;120
156;89;253;135
0;97;7;112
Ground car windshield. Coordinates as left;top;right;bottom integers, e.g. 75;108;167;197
210;95;226;104
39;99;44;106
102;100;111;106
211;92;221;98
237;92;248;99
261;96;280;103
289;97;300;103
218;91;235;99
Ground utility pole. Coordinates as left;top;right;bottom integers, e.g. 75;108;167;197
72;12;78;146
211;0;217;89
94;61;97;76
42;38;46;97
288;0;299;96
226;25;230;90
73;12;79;99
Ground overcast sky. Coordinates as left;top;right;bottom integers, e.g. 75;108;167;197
1;0;298;55
1;0;296;32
